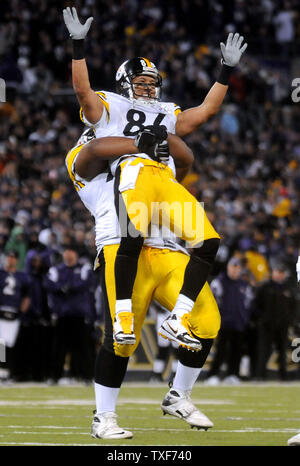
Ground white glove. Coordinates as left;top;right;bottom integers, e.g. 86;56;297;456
296;256;300;282
220;33;247;67
63;7;93;40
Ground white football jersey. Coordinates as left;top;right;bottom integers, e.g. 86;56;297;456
66;91;186;257
79;91;181;175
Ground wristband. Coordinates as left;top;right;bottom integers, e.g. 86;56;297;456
72;39;85;60
217;64;232;85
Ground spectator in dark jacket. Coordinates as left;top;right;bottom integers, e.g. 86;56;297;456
44;244;96;383
253;260;297;381
0;250;30;380
14;253;52;381
206;257;254;385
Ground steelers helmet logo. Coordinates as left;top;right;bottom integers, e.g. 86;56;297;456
115;57;162;101
116;62;127;82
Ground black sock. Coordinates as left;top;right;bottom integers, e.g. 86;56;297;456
94;346;129;387
180;255;211;302
180;238;220;302
115;236;144;301
177;339;214;368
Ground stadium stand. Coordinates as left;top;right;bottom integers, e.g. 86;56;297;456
0;0;300;382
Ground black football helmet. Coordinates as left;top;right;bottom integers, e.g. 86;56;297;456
115;57;162;101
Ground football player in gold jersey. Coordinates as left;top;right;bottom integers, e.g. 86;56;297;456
63;6;247;439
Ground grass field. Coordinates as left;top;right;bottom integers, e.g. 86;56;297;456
0;381;299;447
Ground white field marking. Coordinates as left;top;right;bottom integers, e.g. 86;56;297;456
211;410;300;416
12;431;88;435
119;398;234;405
150;415;299;428
0;381;300;388
0;406;79;410
209;382;300;388
0;442;187;446
0;383;91;388
0;398;234;406
4;427;299;435
130;427;300;433
0;442;101;446
212;429;299;433
3;426;84;429
226;417;300;421
0;414;88;418
1;410;298;422
0;400;94;406
124;407;300;415
3;414;300;431
0;423;126;431
3;419;300;432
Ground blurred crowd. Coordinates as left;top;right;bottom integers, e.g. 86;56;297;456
1;0;300;383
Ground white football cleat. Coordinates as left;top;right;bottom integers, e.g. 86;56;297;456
91;411;133;439
287;432;300;446
113;311;136;345
158;312;202;351
161;388;213;430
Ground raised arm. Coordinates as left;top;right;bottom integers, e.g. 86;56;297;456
63;7;103;124
175;33;247;137
175;82;228;137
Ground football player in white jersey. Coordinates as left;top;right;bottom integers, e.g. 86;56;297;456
63;7;247;352
63;6;247;439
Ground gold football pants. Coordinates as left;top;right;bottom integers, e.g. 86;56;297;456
117;158;220;247
98;244;221;357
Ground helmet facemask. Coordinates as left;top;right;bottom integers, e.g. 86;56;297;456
116;58;162;103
